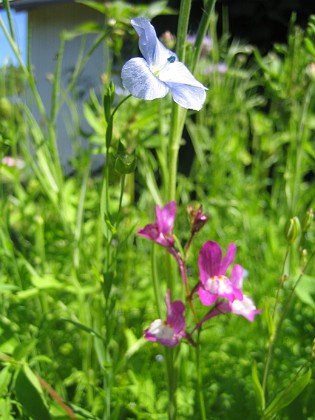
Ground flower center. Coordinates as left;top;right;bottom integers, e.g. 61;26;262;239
210;275;225;282
151;55;176;78
149;319;174;340
205;275;228;293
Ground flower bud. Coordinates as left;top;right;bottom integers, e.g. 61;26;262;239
160;31;176;50
187;203;208;234
103;81;116;124
115;152;137;174
302;209;314;232
285;216;301;244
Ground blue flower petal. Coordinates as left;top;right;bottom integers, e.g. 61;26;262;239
166;83;206;110
159;61;206;89
121;57;169;100
131;17;176;67
159;61;207;110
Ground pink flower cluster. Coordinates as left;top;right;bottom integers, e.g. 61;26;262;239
139;201;261;347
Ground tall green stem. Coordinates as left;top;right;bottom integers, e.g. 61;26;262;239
196;332;207;420
262;251;315;399
164;3;192;419
167;0;192;202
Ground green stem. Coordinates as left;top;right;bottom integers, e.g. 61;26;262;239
176;0;192;62
290;83;314;214
196;331;207;420
112;94;132;118
73;160;91;269
117;175;126;222
3;0;16;40
167;0;192;203
152;244;163;319
168;105;186;202
165;348;177;420
0;16;47;121
262;250;315;398
272;245;291;319
191;0;216;72
163;3;193;419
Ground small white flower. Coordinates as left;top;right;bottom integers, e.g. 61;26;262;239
121;17;207;111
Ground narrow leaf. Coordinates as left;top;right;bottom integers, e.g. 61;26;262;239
252;361;265;412
15;365;51;420
263;369;312;418
60;318;104;341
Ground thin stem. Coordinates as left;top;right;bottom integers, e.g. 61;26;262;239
164;4;192;418
262;250;315;397
191;0;216;72
117;175;126;222
73;160;91;269
176;0;192;61
112;94;132;118
168;105;186;202
272;245;291;318
291;83;314;213
0;18;46;121
151;244;163;319
3;0;16;40
196;331;207;420
171;250;198;323
167;0;192;202
165;348;177;420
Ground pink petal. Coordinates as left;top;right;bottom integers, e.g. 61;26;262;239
137;223;159;241
166;289;185;335
198;286;218;306
218;243;236;276
217;278;243;302
230;295;262;322
143;328;158;342
156;201;176;235
198;241;222;284
230;264;244;289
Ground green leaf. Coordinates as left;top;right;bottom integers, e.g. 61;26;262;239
30;275;63;290
60;318;104;341
252;361;265;412
295;275;315;307
13;340;37;361
304;38;315;56
14;288;39;300
0;366;12;396
15;365;51;420
263;369;312;418
0;398;14;420
124;329;146;359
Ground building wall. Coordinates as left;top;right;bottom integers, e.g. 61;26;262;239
28;2;107;171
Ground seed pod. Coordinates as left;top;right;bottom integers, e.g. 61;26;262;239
285;216;301;244
115;152;137;174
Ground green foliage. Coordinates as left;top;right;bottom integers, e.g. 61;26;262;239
15;365;51;420
0;1;314;419
263;369;312;419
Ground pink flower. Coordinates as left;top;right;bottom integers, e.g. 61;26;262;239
144;289;186;347
203;295;262;323
1;156;25;169
137;201;176;248
198;241;243;306
218;296;262;322
198;266;261;323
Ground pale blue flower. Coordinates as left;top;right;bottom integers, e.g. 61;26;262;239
121;17;207;111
